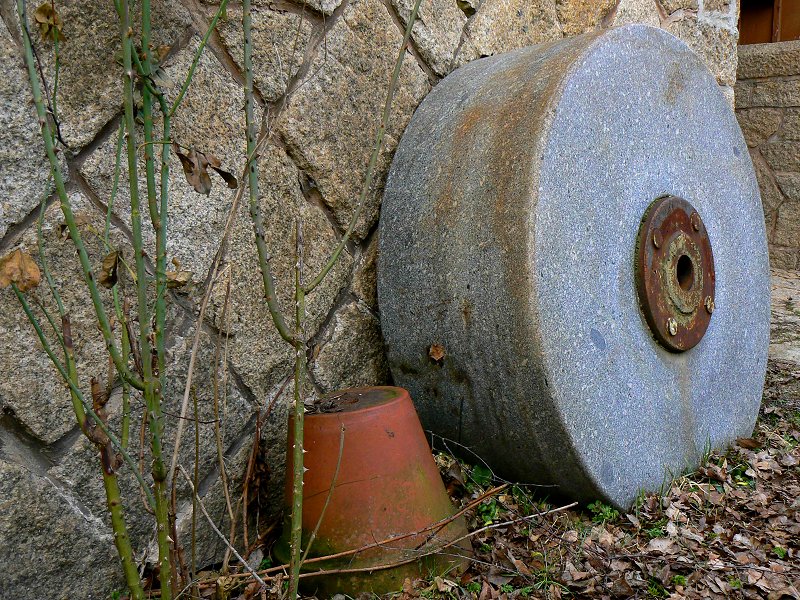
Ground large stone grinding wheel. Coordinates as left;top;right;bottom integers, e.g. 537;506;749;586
377;25;771;508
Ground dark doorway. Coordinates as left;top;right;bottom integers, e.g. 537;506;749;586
739;0;800;44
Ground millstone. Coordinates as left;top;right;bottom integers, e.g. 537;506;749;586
377;25;770;508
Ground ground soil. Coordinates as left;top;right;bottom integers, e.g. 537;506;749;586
392;358;800;600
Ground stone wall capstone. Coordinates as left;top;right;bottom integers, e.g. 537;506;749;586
0;0;741;597
736;40;800;270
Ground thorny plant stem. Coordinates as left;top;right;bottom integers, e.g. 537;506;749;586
139;0;171;495
169;0;230;117
223;498;242;574
50;3;59;134
12;288;149;600
124;47;171;404
191;386;200;598
156;100;170;400
82;357;144;600
104;122;131;449
168;0;250;487
62;330;87;446
116;0;173;594
142;88;160;233
213;274;235;526
119;297;132;449
136;0;171;438
303;0;424;294
139;28;176;585
105;116;125;242
299;424;344;567
16;0;144;393
288;221;306;600
36;196;66;352
243;0;293;344
11;287;157;509
104;128;126;295
32;295;65;357
101;450;145;600
32;196;70;370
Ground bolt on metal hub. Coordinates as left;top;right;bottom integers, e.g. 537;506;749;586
635;196;716;352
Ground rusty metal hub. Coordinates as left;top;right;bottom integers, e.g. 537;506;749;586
635;196;715;352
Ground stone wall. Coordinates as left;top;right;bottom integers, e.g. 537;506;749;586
736;41;800;270
0;0;740;597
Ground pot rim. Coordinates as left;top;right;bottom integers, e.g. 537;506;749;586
302;385;410;420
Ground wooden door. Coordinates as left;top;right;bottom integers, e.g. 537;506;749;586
739;0;800;44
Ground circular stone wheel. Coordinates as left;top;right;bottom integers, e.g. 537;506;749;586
377;25;770;508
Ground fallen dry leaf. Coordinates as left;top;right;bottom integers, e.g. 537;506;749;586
98;251;120;289
33;2;65;41
738;437;761;449
172;143;237;195
699;462;728;482
204;153;239;189
166;270;192;289
433;576;456;593
646;537;676;554
428;343;446;362
0;250;41;292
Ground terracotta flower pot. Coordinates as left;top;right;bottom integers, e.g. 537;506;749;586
274;386;468;596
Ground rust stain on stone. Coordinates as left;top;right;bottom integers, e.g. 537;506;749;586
460;298;473;327
665;62;686;105
454;103;486;140
481;46;586;340
434;104;487;225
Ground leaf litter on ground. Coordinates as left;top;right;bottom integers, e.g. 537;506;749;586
390;360;799;600
192;359;800;600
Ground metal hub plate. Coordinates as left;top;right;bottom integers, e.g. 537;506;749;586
635;196;715;352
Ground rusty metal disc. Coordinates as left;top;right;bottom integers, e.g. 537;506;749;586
635;196;716;352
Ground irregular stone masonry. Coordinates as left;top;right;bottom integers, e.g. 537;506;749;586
736;40;800;270
0;1;742;598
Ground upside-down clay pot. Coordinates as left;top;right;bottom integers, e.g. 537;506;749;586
274;386;468;596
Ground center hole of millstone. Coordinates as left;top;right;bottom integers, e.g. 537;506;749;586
676;254;694;291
